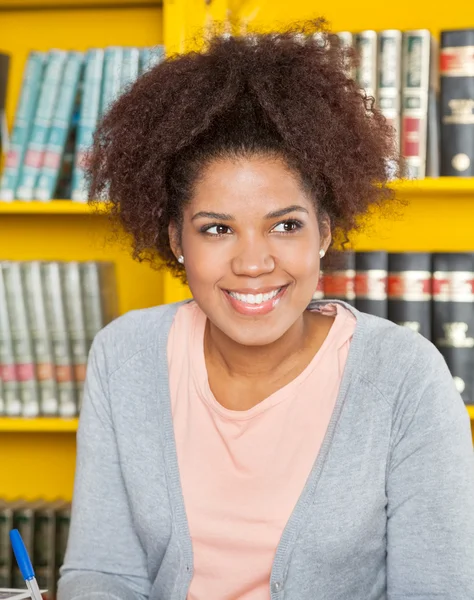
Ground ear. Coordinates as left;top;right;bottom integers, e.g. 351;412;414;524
168;220;182;261
319;213;332;254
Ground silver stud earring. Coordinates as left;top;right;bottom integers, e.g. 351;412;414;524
177;255;184;264
319;249;326;259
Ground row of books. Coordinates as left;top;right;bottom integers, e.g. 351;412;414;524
0;45;165;203
0;498;70;598
337;28;474;179
0;261;117;418
316;250;474;404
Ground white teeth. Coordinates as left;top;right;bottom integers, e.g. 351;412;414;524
229;288;281;305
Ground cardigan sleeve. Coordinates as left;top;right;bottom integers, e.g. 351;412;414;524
57;333;151;600
386;342;474;599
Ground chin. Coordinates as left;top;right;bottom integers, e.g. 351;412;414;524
220;321;291;348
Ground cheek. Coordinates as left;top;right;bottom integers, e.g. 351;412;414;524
182;237;228;289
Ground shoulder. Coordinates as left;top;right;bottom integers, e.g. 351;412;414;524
90;301;187;376
354;310;469;438
355;310;449;398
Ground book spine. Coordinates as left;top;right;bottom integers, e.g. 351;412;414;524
378;30;402;150
71;49;104;202
81;262;118;351
354;251;388;318
0;503;13;587
100;46;124;117
21;262;59;416
139;45;165;75
16;50;68;201
321;251;356;305
336;32;355;79
355;31;378;102
0;265;21;416
42;262;77;418
62;263;88;411
440;29;474;176
34;504;59;596
2;262;40;417
401;30;432;179
387;252;432;339
0;51;46;201
55;504;71;586
35;51;84;202
120;47;140;93
432;252;474;405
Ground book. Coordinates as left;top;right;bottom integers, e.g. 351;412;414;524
21;262;58;416
61;262;88;411
0;500;14;587
34;500;67;597
54;503;71;586
387;252;432;339
99;46;124;117
378;31;402;150
0;266;21;416
0;52;46;201
432;252;474;405
41;262;77;418
336;32;355;79
16;50;68;201
321;251;356;305
354;251;388;318
355;31;378;103
80;262;118;351
440;29;474;176
2;263;40;418
139;45;165;75
120;47;140;93
71;49;104;202
35;51;84;202
401;30;436;179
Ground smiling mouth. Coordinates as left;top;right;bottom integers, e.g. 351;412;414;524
223;285;289;316
227;287;283;305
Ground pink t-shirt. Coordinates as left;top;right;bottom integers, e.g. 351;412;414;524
168;301;357;600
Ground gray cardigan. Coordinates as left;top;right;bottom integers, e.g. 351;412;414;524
58;300;474;600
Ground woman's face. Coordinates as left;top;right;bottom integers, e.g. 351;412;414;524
170;155;331;347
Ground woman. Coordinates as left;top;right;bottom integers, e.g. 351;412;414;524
58;22;474;600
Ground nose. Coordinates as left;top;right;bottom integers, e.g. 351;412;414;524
231;238;275;277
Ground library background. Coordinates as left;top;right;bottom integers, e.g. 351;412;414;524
1;0;474;595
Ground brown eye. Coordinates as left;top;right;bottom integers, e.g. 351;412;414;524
202;224;232;235
272;220;303;233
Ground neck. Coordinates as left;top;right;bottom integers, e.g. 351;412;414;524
204;311;318;380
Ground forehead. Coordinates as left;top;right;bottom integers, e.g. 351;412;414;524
189;155;315;214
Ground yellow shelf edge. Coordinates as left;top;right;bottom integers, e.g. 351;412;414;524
0;200;107;214
392;177;474;196
0;417;79;432
467;406;474;420
0;179;473;215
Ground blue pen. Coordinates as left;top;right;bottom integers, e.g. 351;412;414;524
9;529;44;600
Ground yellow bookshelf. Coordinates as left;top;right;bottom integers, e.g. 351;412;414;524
1;0;474;502
0;418;79;433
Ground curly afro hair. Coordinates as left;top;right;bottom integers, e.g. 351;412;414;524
87;19;398;281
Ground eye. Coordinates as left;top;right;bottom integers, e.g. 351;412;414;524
272;219;303;233
201;224;232;236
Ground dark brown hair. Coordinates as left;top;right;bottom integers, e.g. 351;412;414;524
87;20;398;281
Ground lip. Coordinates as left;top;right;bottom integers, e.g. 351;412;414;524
223;285;289;316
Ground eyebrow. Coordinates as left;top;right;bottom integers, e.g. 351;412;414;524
191;205;309;222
